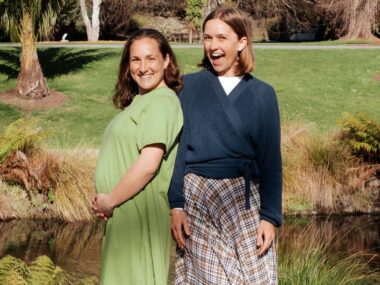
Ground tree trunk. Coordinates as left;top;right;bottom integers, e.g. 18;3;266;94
80;0;101;41
344;0;379;40
17;12;49;99
189;28;193;44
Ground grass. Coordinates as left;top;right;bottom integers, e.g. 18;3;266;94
278;225;380;285
281;121;379;215
0;46;379;147
0;46;379;218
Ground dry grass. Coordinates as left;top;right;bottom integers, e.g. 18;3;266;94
46;149;97;222
282;120;379;215
0;148;97;222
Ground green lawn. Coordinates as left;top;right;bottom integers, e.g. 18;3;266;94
0;46;379;147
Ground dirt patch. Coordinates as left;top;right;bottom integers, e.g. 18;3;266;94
0;89;66;111
373;74;380;82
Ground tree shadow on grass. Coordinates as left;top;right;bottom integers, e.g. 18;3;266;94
0;48;118;80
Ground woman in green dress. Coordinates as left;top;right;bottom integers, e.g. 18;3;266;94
92;29;183;285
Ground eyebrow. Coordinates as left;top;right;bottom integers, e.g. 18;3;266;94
203;33;228;37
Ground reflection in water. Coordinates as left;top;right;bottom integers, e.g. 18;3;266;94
278;215;380;269
0;215;379;279
0;220;104;278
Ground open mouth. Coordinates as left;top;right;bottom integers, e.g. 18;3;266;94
211;52;224;60
210;52;224;65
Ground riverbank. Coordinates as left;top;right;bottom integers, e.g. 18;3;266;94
1;216;379;285
0;120;379;222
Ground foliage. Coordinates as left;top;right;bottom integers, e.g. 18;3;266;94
186;0;205;31
0;255;97;284
48;0;84;41
339;112;380;162
147;17;187;40
132;0;186;18
0;118;44;164
0;0;67;42
100;0;133;39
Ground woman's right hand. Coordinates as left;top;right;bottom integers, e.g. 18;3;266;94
92;193;114;220
170;209;191;249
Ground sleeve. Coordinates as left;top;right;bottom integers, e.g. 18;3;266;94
136;95;183;154
167;85;190;209
167;127;187;208
256;85;283;227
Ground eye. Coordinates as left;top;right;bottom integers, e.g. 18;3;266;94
203;35;211;41
147;56;156;61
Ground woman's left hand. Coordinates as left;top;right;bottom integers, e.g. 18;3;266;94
256;220;275;257
92;193;114;220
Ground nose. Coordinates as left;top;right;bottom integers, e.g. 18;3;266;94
209;39;218;50
139;60;148;73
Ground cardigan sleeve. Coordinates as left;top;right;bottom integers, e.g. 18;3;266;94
256;85;283;227
168;80;191;209
168;128;187;208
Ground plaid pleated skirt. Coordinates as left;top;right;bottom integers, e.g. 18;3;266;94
175;173;278;285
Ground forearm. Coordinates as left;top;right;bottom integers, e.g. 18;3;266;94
107;145;164;209
107;161;156;208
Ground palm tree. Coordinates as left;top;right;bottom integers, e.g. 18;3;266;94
0;0;66;99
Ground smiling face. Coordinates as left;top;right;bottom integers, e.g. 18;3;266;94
203;19;247;77
129;37;169;94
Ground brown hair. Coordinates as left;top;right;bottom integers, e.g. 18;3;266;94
113;29;183;109
200;7;254;76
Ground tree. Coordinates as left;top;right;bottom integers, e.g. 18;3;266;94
0;0;66;99
100;0;132;39
186;0;205;43
79;0;101;41
317;0;380;41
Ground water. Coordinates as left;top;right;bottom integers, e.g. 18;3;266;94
0;215;379;280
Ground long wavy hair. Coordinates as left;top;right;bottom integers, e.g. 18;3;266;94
199;7;255;76
113;29;183;109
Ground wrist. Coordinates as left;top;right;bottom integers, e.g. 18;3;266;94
106;193;117;210
170;208;184;215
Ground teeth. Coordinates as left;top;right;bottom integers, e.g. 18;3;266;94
212;53;223;57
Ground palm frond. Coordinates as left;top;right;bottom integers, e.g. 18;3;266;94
0;0;67;41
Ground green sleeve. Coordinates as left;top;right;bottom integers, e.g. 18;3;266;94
136;95;183;153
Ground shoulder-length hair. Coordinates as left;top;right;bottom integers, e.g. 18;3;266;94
113;29;183;109
199;7;254;76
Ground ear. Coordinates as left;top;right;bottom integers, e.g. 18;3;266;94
238;36;248;52
164;54;170;69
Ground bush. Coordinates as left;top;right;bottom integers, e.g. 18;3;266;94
0;118;44;164
339;112;380;163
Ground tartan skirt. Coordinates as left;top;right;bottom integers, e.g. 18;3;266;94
175;173;278;285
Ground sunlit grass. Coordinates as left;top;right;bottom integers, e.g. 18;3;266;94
0;47;379;146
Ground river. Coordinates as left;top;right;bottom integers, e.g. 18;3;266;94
0;215;379;281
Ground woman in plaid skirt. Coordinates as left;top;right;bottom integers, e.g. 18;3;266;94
168;7;282;285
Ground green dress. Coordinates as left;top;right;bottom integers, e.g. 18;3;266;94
95;87;183;285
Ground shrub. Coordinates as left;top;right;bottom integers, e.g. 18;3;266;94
0;118;44;164
339;112;380;163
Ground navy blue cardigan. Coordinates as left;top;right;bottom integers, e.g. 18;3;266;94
168;70;283;227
